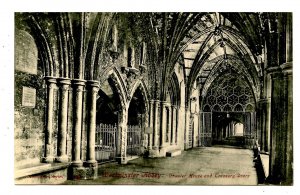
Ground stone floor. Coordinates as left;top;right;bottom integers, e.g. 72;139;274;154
64;146;258;185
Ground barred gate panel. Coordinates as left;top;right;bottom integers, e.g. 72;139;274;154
127;125;142;156
95;123;117;162
200;112;212;146
188;117;194;148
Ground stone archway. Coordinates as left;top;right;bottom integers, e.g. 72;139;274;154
95;77;123;163
200;71;256;148
212;112;248;147
127;86;147;158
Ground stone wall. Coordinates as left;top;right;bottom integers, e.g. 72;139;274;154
14;29;46;167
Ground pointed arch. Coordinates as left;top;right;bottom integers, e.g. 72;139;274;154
201;55;259;102
213;104;222;112
203;104;211;112
83;13;114;80
186;34;261;102
223;104;232;112
129;79;150;105
234;104;244;112
24;14;55;77
245;104;255;112
106;67;128;109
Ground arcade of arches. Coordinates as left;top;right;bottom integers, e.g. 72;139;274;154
14;12;292;185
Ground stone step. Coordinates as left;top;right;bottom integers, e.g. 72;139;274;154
166;149;182;157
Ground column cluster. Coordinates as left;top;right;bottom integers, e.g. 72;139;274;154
42;77;100;170
262;13;293;184
149;100;179;153
267;63;292;184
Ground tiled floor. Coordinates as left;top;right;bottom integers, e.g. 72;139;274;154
64;146;258;185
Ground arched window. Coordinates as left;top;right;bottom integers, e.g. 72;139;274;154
223;104;232;112
203;104;211;112
234;104;243;112
245;104;254;112
213;104;221;112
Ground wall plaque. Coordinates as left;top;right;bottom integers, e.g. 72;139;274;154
22;87;36;107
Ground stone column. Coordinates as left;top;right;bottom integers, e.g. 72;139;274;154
43;76;57;163
148;100;154;150
265;99;271;153
85;80;99;167
153;100;159;149
171;106;176;145
119;107;128;164
160;101;167;148
175;106;179;144
256;100;262;147
282;63;293;184
267;63;292;184
167;104;172;144
257;99;268;153
268;67;284;184
252;112;256;146
56;78;71;163
226;125;228;137
71;79;86;167
184;107;190;150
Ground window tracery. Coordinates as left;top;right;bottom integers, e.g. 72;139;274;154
203;75;255;112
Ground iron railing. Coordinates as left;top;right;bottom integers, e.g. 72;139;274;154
95;123;117;162
126;125;142;156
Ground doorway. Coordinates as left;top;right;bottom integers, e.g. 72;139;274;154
95;78;122;163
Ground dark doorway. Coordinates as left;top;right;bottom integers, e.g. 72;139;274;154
95;78;122;163
127;87;146;157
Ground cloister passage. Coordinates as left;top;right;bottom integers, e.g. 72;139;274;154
199;71;256;148
14;12;292;185
65;146;258;185
212;113;245;146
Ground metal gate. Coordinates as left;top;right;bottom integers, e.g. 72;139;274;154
200;112;212;146
127;125;142;156
95;123;117;162
188;117;194;148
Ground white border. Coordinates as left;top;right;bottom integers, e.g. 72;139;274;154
1;1;299;195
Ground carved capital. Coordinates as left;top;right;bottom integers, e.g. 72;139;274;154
57;77;71;92
161;101;167;105
72;79;86;87
280;62;293;75
149;99;155;105
86;80;100;95
86;80;100;88
45;76;57;84
57;77;71;85
45;76;57;89
72;79;86;95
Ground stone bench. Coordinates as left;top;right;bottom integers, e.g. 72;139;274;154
15;163;69;184
166;149;181;157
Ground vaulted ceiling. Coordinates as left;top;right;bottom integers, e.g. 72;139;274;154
16;12;266;103
138;12;264;102
177;13;264;102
